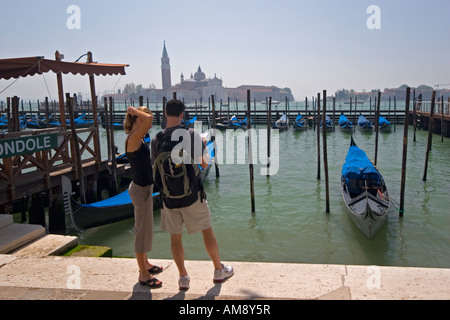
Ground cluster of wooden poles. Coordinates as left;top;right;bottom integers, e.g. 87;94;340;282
233;87;440;217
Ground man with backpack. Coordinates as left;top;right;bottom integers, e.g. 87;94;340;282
151;99;233;290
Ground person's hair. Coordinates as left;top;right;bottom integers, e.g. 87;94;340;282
165;99;185;117
123;106;151;134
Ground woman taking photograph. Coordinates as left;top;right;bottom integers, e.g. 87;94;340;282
124;105;162;288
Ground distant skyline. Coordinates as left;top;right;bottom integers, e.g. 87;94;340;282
1;0;449;101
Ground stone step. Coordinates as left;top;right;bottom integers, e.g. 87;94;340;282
12;234;78;256
0;223;46;254
0;214;13;229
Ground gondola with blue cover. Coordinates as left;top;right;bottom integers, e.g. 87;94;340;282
293;114;306;131
273;114;289;131
341;137;390;240
338;113;353;131
358;113;373;132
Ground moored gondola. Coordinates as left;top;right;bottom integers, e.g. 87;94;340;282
338;113;353;131
358;113;373;132
341;137;390;240
273;113;288;131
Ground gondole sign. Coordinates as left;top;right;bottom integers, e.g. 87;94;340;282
0;133;58;159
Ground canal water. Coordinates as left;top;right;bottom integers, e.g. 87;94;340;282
70;119;449;269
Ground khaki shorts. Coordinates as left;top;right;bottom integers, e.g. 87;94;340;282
128;181;154;253
160;193;212;234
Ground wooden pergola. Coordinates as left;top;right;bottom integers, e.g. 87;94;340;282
0;52;128;207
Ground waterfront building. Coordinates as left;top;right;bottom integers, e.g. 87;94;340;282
145;43;294;104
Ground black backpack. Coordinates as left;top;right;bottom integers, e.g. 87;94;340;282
153;127;203;209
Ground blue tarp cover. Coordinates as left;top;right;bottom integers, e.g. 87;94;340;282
339;114;352;127
379;116;390;126
184;116;197;125
342;144;381;193
358;114;372;127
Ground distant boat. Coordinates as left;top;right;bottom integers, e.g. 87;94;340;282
45;113;93;129
344;100;364;105
261;100;280;105
229;116;249;130
320;115;334;131
293;114;306;131
1;114;28;131
100;113;124;130
358;114;373;132
338;113;353;131
215;115;248;130
341;137;390;240
183;115;198;128
68;114;94;129
0;115;8;130
273;114;288;131
378;116;391;132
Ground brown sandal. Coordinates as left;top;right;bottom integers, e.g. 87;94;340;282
139;278;162;288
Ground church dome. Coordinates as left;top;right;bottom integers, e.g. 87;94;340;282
194;65;206;82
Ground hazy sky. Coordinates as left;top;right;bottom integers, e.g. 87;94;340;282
1;0;449;101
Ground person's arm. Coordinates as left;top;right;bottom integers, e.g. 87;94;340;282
126;106;153;152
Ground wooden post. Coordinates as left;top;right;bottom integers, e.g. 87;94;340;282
267;97;272;177
374;91;381;166
45;97;50;128
332;97;336;130
316;93;321;180
66;93;86;204
55;51;67;130
210;95;220;177
305;97;308;130
109;96;118;195
247;90;255;213
413;89;417;142
399;87;410;217
394;96;397;132
104;97;111;161
423;91;436;181
86;52;101;170
441;95;444;142
322;90;330;213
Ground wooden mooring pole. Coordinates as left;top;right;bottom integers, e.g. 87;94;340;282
441;96;444;142
210;95;220;178
399;87;410;217
423;91;436;181
413;89;417;142
374;91;381;166
109;96;118;195
316;92;321;180
247;90;255;213
66;93;86;204
267;97;272;178
322;90;330;213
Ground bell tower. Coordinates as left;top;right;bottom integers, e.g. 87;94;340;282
161;41;171;90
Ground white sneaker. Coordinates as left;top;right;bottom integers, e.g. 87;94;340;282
213;263;234;283
178;275;190;290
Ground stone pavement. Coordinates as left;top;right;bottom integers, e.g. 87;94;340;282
1;254;449;301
